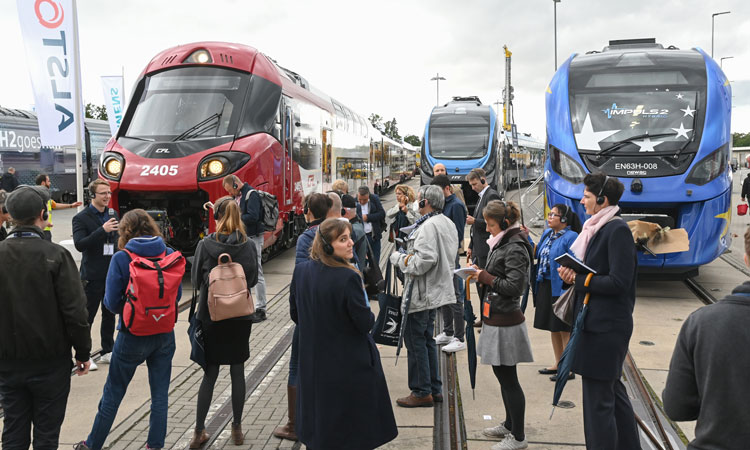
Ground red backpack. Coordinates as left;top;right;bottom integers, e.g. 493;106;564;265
122;248;186;336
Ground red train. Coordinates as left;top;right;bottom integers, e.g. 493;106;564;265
98;42;415;256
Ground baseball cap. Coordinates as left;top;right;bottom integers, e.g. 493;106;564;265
6;185;49;222
341;194;357;209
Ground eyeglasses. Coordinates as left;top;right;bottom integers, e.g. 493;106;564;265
547;212;561;218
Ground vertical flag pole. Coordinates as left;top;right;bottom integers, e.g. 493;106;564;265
71;0;84;209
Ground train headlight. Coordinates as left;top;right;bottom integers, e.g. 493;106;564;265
197;152;251;182
100;153;125;181
549;145;585;184
207;160;224;175
200;157;229;179
183;49;213;64
686;146;728;186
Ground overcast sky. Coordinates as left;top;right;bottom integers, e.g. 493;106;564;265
1;0;748;140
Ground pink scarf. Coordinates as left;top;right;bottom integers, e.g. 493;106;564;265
486;223;519;250
570;206;620;259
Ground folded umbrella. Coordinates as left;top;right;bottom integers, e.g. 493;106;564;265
464;278;478;399
395;277;414;365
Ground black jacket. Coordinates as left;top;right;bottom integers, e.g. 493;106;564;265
0;171;19;192
469;187;502;267
238;183;263;236
663;281;750;450
72;205;119;280
571;217;637;380
356;193;386;240
0;226;91;369
742;176;750;200
191;231;258;324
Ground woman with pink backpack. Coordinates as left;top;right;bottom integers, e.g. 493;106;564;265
189;196;258;448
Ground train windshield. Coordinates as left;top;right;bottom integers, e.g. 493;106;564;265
569;52;706;154
125;67;250;141
428;110;490;159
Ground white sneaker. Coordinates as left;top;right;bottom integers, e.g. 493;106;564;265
435;332;453;345
482;423;511;439
491;434;528;450
441;337;466;353
89;360;98;371
99;353;112;364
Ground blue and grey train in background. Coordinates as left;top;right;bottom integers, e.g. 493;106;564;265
0;106;110;202
545;39;733;275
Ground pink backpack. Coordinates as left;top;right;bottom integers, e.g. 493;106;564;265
207;253;254;321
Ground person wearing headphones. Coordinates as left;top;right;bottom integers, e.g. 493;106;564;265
532;204;581;381
0;186;92;450
557;173;639;450
222;175;267;323
189;196;258;448
389;185;458;408
471;200;533;450
72;178;119;369
466;168;501;269
291;218;397;449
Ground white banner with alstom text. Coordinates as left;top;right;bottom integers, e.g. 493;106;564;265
17;0;82;147
101;76;125;135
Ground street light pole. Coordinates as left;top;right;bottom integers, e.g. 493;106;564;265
720;56;734;69
553;0;561;71
430;73;446;106
711;11;730;58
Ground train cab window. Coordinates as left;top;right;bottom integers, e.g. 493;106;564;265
238;75;282;138
428;110;491;159
124;66;250;142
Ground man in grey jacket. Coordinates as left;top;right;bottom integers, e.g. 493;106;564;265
390;185;458;408
663;226;750;449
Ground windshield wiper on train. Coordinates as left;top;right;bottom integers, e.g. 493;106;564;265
463;146;487;158
596;132;676;156
171;112;222;142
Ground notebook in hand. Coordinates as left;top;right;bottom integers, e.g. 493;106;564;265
554;253;597;274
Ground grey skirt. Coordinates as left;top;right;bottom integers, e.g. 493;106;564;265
477;321;534;366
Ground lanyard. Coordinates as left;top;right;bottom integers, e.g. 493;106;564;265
7;231;41;239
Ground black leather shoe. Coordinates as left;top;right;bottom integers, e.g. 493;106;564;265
538;368;558;375
550;372;575;382
433;393;443;403
250;309;267;323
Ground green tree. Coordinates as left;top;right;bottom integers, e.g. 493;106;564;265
404;134;421;147
383;118;400;140
734;132;750;147
85;103;108;121
368;113;384;132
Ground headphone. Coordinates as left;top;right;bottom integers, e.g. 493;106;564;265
232;175;240;190
418;198;427;209
596;176;610;205
318;228;334;255
497;200;510;230
481;177;486;185
213;197;231;221
559;204;569;224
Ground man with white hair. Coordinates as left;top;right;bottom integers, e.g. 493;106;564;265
390;185;458;407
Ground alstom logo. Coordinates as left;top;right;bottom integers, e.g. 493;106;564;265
35;0;64;28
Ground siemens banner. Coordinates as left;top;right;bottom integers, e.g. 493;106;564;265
101;76;124;135
17;0;83;147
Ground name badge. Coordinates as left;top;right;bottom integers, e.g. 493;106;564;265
103;243;115;256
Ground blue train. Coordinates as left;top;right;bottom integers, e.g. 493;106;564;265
545;39;732;274
419;96;504;211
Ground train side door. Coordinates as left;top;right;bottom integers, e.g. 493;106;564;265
282;103;294;206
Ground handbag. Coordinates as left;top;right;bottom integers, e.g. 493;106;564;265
552;287;576;326
187;292;206;368
363;239;385;296
372;261;403;346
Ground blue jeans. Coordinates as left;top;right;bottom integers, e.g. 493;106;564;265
250;234;267;310
86;331;176;450
404;309;441;397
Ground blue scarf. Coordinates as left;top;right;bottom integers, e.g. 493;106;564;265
537;228;566;282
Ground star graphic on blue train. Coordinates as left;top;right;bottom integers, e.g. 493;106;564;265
574;113;619;150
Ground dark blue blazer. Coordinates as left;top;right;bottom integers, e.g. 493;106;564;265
290;260;398;449
571;217;637;380
72;205;119;281
469;187;502;267
355;193;386;240
238;183;263;236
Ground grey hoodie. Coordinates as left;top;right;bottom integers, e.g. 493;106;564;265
191;232;258;323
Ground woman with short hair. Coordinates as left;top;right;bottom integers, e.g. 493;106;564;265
189;196;258;448
291;218;398;450
386;184;419;246
473;200;533;450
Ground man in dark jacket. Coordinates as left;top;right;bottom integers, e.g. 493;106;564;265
466;168;501;268
0;167;19;192
73;179;119;369
742;173;750;202
0;185;92;450
356;185;386;264
431;175;468;353
223;174;267;322
662;227;750;449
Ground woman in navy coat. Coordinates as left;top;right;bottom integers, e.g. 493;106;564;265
290;218;398;450
558;173;639;450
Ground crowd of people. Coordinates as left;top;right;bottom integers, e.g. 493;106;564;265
1;169;747;450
